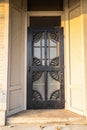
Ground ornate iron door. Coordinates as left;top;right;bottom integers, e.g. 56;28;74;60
27;28;64;109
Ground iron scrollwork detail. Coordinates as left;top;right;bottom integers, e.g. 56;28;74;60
50;57;59;66
50;90;60;101
32;90;42;101
50;57;60;81
33;57;42;66
50;32;59;42
49;71;60;81
33;57;43;82
33;32;43;43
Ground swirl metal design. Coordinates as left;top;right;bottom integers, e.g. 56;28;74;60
32;90;42;101
50;71;60;81
50;32;59;42
50;90;60;100
50;57;59;66
33;57;42;66
33;32;43;43
50;57;60;81
33;57;43;81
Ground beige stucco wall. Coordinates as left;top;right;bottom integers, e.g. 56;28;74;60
0;0;9;126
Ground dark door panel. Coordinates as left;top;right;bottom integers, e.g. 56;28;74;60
27;28;65;109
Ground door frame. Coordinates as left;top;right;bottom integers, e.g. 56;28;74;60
26;11;67;111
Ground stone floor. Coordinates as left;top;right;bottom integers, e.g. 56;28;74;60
1;124;87;130
7;110;86;125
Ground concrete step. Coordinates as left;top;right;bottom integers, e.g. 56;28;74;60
2;125;87;130
7;110;86;125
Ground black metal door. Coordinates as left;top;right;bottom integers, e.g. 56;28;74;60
27;28;65;109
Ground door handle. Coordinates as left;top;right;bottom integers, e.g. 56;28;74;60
28;66;31;72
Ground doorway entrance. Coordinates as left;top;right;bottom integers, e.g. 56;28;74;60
27;28;64;109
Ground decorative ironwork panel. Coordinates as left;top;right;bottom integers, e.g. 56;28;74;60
48;72;60;100
50;71;60;81
32;90;42;101
33;32;43;43
46;32;60;66
50;57;59;66
50;32;59;42
33;72;45;101
33;32;45;66
27;28;64;109
33;57;42;66
33;57;43;81
50;90;60;100
49;57;60;81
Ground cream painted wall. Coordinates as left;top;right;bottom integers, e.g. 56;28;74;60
69;7;84;111
81;0;87;116
64;0;87;116
0;0;9;125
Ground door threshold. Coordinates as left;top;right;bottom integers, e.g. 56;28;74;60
7;109;86;125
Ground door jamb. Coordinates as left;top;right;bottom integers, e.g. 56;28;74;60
26;11;66;110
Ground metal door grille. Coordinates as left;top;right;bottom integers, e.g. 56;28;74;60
27;28;64;109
